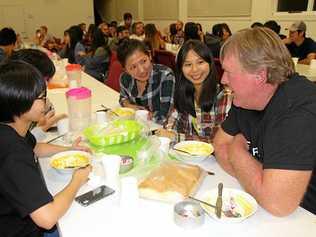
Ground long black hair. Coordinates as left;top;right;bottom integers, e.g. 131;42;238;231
90;28;109;56
174;39;219;117
66;25;84;63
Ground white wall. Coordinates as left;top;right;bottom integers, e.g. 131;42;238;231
0;0;94;39
101;0;316;39
2;0;316;40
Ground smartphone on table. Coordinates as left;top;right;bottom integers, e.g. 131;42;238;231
75;185;115;207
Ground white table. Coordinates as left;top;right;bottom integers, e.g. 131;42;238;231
39;156;316;237
42;73;316;237
48;71;120;114
296;64;316;82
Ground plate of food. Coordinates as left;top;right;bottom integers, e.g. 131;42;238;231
169;140;214;163
200;188;257;223
50;150;91;174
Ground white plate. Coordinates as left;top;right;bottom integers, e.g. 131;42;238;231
200;188;258;223
50;150;92;174
169;140;214;163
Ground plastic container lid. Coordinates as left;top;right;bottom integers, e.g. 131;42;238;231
65;64;81;71
66;87;91;99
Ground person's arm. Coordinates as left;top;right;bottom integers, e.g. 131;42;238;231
120;98;145;110
228;134;312;217
30;165;91;229
34;137;90;157
119;74;145;110
298;52;316;65
213;126;235;176
37;111;67;132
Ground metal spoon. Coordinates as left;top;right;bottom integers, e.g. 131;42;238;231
101;104;119;116
172;147;201;156
188;196;217;209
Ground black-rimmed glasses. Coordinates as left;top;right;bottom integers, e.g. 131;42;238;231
36;91;47;102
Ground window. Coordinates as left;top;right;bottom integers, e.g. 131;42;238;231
277;0;315;12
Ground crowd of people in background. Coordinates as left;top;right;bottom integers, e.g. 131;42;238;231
1;14;316;82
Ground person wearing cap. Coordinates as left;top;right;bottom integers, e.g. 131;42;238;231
284;21;316;65
0;27;17;63
214;27;316;216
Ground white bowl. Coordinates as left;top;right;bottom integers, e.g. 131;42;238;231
170;140;214;163
50;150;92;174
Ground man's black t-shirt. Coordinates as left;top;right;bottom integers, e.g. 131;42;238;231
0;124;53;237
222;74;316;215
287;37;316;61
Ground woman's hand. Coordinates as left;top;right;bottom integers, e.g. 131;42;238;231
77;51;86;56
38;111;67;132
72;165;92;186
71;137;91;153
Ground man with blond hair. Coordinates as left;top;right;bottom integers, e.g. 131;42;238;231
214;27;316;216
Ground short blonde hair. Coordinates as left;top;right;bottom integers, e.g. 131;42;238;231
220;27;295;84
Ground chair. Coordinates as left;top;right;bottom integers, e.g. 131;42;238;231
105;51;123;92
153;50;176;72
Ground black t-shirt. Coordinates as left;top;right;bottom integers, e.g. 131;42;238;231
287;37;316;61
0;124;53;237
222;74;316;215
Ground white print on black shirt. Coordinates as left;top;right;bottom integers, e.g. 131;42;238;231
247;140;260;158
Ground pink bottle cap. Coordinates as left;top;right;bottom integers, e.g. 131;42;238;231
65;64;81;71
66;87;91;99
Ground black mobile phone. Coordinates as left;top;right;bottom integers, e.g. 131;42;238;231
75;185;115;207
46;126;58;133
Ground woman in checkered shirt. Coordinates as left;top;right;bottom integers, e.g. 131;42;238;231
157;39;232;143
117;39;175;124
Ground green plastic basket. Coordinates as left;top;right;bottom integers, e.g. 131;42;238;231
83;120;143;147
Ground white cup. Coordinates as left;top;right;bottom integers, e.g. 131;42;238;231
96;111;107;124
57;118;69;135
120;176;139;208
101;155;121;190
310;59;316;68
68;79;78;88
292;57;299;65
135;110;149;122
158;136;171;154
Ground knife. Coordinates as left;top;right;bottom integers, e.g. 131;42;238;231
215;183;223;218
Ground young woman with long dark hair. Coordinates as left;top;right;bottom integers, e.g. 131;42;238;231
158;39;232;142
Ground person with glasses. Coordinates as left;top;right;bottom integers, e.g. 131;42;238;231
117;39;175;124
10;49;67;141
157;40;232;143
0;60;91;237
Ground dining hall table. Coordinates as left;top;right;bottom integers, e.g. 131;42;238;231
40;70;316;237
296;63;316;82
